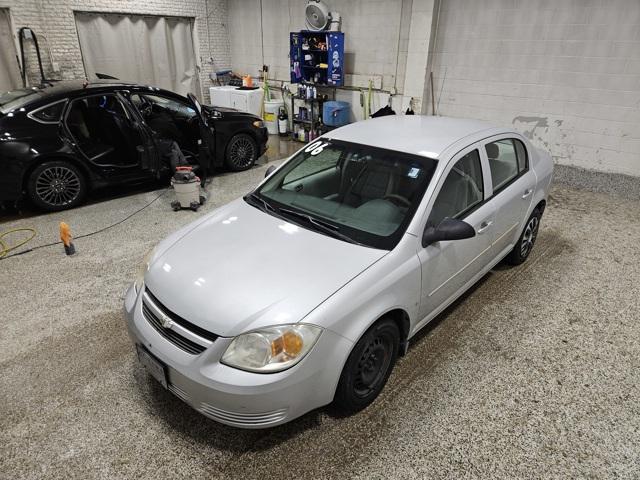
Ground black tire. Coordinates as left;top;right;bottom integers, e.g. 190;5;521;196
333;318;400;414
225;133;258;172
27;160;87;211
505;208;542;265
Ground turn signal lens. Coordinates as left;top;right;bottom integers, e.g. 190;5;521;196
271;330;304;358
253;120;265;128
222;324;322;373
134;246;157;293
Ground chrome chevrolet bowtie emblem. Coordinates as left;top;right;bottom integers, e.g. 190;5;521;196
160;315;174;329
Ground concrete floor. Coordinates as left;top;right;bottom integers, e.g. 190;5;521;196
1;137;639;479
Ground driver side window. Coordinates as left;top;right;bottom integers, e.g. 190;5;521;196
428;150;484;227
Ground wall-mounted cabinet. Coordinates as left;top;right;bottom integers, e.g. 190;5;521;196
290;31;344;86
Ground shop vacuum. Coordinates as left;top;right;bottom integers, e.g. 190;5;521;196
170;166;205;211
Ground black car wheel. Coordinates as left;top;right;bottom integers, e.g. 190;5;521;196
505;208;542;265
27;160;87;211
333;318;400;414
225;133;257;171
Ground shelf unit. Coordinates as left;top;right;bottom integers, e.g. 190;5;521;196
290;31;344;86
289;86;337;143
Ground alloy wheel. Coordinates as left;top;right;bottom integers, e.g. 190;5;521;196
520;216;539;257
35;166;82;207
228;136;256;168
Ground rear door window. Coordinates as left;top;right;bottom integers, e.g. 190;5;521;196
485;138;528;193
29;100;67;124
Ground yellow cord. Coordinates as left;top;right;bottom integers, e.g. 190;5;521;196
0;228;37;259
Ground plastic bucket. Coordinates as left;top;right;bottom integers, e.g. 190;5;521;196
323;100;350;127
264;99;284;134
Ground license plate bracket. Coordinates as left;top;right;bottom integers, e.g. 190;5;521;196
136;344;168;389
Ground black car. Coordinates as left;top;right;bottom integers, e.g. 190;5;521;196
0;81;268;211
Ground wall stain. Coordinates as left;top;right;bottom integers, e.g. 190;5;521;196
512;115;549;140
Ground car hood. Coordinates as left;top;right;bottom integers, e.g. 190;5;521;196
205;105;261;121
144;199;387;337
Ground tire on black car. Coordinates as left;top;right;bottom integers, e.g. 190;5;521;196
225;133;258;172
333;317;400;414
27;160;87;212
505;208;542;265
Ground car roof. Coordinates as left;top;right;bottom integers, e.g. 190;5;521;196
0;80;183;112
324;115;508;159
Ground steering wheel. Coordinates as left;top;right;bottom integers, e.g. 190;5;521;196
383;194;411;207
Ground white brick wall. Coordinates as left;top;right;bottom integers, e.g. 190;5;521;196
227;0;437;118
229;0;415;91
0;0;230;102
428;0;640;176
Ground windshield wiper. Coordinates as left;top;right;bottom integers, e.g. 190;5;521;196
246;192;278;215
278;207;361;245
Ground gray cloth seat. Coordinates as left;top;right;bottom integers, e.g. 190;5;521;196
343;165;397;207
487;142;517;189
428;168;481;227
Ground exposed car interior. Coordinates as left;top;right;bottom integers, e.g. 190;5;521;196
259;141;437;242
130;93;199;157
65;94;138;167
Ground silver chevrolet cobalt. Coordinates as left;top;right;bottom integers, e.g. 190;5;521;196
124;116;553;428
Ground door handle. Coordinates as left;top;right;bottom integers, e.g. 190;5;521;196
477;221;493;234
522;189;533;199
294;184;303;192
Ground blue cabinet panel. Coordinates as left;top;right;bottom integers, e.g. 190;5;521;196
289;31;344;86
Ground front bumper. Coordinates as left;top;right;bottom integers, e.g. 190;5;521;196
124;283;352;428
257;127;269;156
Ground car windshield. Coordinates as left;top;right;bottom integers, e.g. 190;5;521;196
251;139;437;250
0;88;43;114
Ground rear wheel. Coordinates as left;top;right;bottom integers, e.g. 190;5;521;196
506;208;541;265
27;160;87;211
333;318;400;414
225;133;257;171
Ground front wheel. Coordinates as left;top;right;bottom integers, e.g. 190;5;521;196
27;160;87;211
333;318;400;414
505;208;542;265
225;133;258;172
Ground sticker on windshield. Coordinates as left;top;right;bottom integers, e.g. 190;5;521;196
407;167;421;178
304;141;329;156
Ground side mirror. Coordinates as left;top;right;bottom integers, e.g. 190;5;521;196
264;165;277;178
422;217;476;248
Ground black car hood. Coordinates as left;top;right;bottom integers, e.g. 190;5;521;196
204;105;261;121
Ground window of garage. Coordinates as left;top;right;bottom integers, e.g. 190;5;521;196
74;11;200;97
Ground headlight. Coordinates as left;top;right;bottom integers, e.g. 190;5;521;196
222;324;322;373
134;247;156;293
253;120;264;128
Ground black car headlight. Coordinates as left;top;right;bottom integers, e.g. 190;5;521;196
253;120;265;128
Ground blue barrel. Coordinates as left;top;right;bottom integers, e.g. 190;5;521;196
323;100;350;127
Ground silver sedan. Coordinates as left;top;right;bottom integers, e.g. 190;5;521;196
124;115;553;428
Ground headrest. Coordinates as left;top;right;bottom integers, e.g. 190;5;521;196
485;143;499;159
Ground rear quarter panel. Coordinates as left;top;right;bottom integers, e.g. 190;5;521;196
529;145;554;214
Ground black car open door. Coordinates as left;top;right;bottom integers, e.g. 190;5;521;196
115;91;160;177
187;93;216;181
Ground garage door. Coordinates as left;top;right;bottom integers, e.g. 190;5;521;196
75;12;200;97
0;9;21;93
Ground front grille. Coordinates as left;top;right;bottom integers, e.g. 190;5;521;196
199;403;289;427
142;288;218;355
